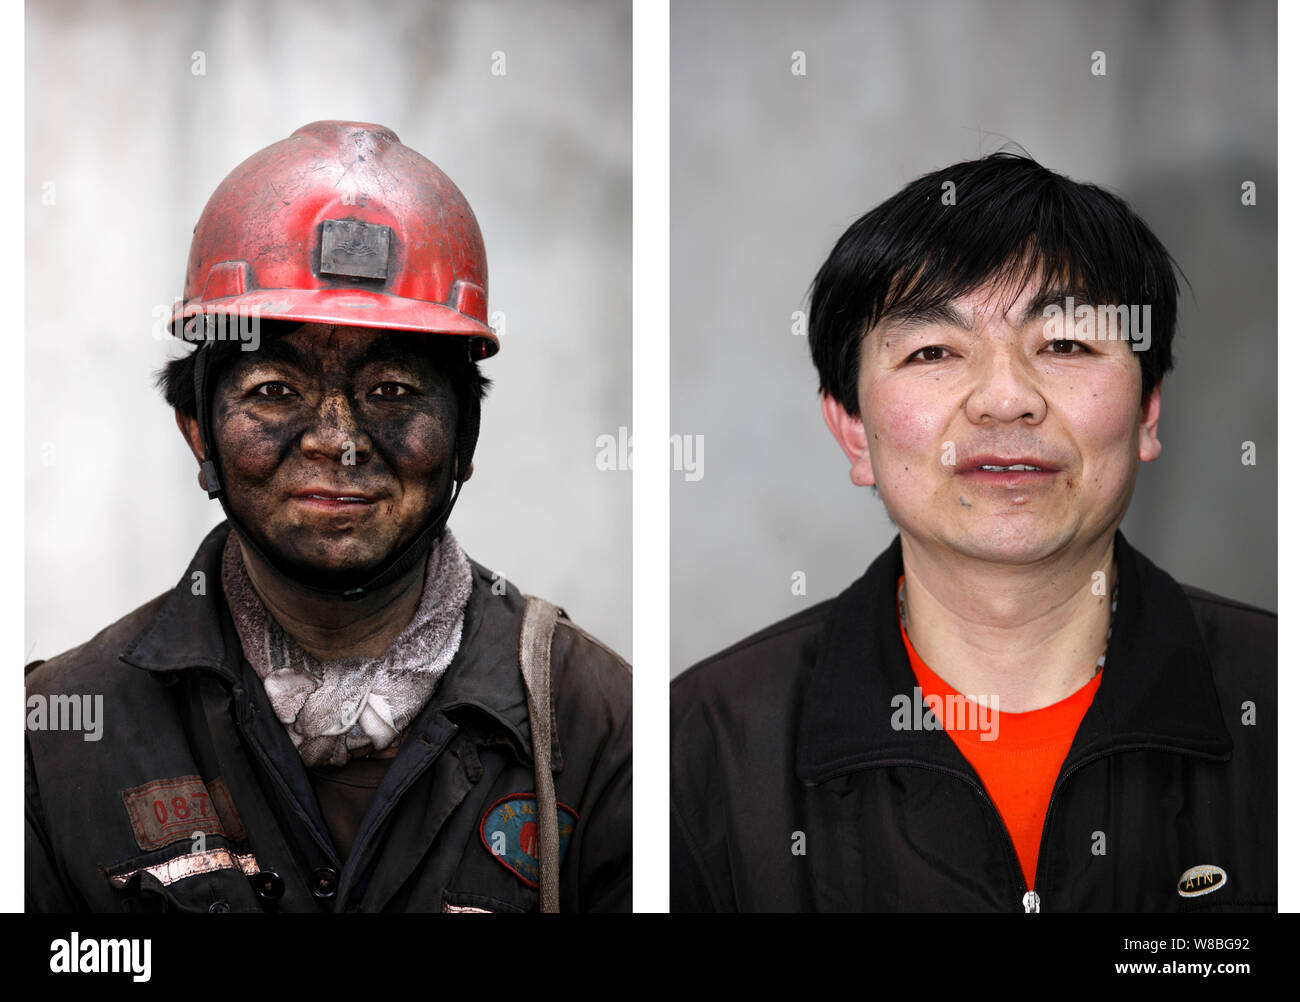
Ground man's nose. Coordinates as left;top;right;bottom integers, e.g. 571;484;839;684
299;390;374;464
964;349;1046;425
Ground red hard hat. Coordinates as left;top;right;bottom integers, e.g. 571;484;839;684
171;120;497;357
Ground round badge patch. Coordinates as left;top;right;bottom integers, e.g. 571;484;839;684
479;793;579;888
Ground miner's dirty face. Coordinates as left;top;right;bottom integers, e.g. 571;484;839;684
198;324;459;583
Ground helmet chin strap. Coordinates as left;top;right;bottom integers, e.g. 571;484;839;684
192;340;480;601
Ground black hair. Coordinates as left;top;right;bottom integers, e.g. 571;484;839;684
808;152;1184;415
156;319;491;419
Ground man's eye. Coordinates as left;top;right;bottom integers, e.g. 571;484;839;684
1045;339;1088;354
371;382;412;397
253;382;296;397
907;345;952;363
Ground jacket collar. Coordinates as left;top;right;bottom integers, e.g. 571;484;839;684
119;521;540;767
120;522;241;682
795;529;1233;785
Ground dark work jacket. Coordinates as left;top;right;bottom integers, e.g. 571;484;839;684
670;530;1276;912
26;522;632;913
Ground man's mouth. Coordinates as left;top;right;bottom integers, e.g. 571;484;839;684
956;455;1060;487
958;455;1058;473
290;488;381;508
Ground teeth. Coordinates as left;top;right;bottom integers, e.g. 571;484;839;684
978;464;1042;472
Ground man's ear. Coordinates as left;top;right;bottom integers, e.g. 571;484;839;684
1137;380;1162;463
175;410;209;491
820;392;876;486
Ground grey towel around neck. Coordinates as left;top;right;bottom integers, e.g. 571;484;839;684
220;528;473;768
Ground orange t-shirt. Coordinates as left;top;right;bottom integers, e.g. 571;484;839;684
897;580;1101;889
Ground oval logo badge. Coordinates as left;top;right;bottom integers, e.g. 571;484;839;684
1177;864;1227;898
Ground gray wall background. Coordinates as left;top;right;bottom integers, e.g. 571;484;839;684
26;0;631;663
671;0;1277;673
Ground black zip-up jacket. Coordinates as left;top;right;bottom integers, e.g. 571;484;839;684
670;530;1275;912
26;523;632;913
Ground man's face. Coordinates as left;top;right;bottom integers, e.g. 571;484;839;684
825;278;1161;565
203;324;459;582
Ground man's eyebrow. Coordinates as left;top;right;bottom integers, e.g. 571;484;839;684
241;337;309;371
1018;285;1100;326
878;301;973;334
346;338;428;377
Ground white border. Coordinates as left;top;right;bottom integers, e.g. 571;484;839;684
1277;0;1294;914
3;0;25;914
632;0;669;912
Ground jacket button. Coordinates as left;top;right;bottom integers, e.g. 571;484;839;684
311;866;339;899
208;900;230;913
251;871;284;900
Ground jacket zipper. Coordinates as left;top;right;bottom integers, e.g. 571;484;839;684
1027;740;1223;914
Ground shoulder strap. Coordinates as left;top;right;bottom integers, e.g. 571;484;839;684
519;595;561;913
